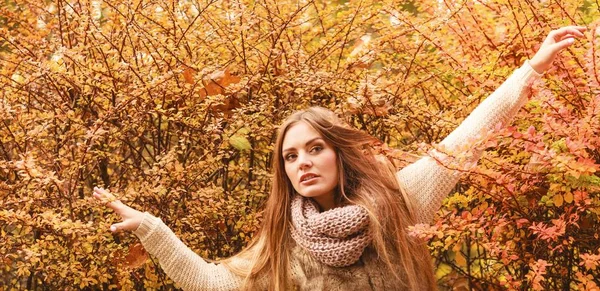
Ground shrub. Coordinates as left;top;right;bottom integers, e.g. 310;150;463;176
1;0;599;289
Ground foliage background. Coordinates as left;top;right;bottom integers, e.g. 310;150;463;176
1;0;600;289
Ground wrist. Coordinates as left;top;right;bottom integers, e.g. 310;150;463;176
528;58;545;75
133;212;159;238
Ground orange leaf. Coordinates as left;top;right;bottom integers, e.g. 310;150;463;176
564;192;573;204
455;251;467;267
183;66;196;84
202;68;241;97
553;194;564;207
125;243;148;269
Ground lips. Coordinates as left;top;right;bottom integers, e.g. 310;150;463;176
300;173;319;183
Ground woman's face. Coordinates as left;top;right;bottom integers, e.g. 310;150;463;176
282;121;339;211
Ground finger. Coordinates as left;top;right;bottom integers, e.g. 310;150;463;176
93;187;112;203
553;37;576;52
93;187;122;210
559;34;579;41
556;25;587;33
551;26;587;39
93;187;115;200
110;222;125;233
92;192;118;209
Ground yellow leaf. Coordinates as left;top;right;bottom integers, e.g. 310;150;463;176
174;161;184;173
83;242;93;253
435;262;452;279
11;73;24;84
230;135;251;151
553;194;564;207
564;192;573;204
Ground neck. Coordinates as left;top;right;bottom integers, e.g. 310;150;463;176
312;195;336;212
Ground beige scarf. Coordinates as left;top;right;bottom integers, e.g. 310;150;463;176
289;194;373;267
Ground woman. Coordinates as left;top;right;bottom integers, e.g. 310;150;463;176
94;26;586;290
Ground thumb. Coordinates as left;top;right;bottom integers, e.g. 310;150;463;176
110;222;126;233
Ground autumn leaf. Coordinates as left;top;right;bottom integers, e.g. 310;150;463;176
2;0;600;289
454;251;467;267
199;68;242;99
229;135;252;151
125;243;148;269
553;194;564;207
183;66;196;84
563;192;573;204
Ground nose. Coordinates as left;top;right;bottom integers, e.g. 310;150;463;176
298;152;313;170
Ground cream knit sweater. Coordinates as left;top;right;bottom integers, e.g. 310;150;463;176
133;61;542;290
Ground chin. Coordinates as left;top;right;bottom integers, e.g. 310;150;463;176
297;188;334;200
297;191;320;198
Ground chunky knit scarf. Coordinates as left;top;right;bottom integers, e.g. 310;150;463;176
290;194;373;267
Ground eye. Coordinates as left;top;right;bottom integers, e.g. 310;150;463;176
310;145;323;153
284;153;297;161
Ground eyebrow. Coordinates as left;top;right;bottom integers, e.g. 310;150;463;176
282;137;323;154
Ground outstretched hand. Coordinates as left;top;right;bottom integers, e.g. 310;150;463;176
93;187;144;233
529;26;587;74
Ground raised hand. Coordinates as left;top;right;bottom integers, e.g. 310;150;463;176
529;26;587;74
93;187;144;232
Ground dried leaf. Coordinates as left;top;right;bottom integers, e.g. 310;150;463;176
125;243;148;269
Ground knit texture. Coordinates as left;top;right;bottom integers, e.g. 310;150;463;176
397;60;542;223
290;194;372;267
132;61;542;290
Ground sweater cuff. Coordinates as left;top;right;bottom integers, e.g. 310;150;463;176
520;60;544;85
133;212;161;241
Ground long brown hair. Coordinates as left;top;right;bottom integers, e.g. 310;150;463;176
224;107;437;290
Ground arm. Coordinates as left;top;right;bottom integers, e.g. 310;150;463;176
396;26;586;223
397;61;540;223
93;187;245;291
134;213;244;291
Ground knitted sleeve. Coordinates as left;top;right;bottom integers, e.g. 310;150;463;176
396;60;542;223
133;212;245;291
